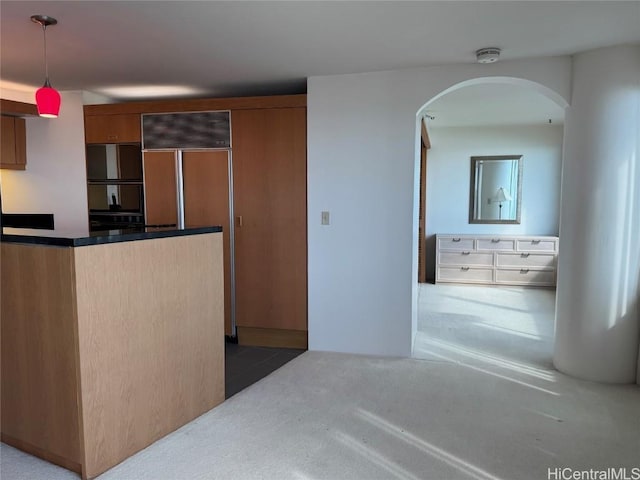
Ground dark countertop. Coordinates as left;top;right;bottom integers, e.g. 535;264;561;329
1;226;223;247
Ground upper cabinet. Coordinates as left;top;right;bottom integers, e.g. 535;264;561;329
84;113;141;144
1;115;27;170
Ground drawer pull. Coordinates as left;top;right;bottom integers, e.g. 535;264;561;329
461;267;470;271
521;253;530;258
461;251;471;255
520;268;530;274
491;239;500;243
532;240;541;244
452;238;461;242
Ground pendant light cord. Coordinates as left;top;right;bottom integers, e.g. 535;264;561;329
42;23;49;85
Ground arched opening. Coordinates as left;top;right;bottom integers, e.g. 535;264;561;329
412;77;569;373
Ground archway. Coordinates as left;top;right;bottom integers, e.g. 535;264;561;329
411;77;569;372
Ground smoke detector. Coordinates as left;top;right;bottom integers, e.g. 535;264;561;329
476;47;501;64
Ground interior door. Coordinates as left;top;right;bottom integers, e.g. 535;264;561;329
232;108;307;335
143;151;178;227
182;150;233;336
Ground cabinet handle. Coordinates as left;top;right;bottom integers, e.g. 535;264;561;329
461;267;470;271
491;238;500;243
520;268;530;274
461;251;471;255
521;253;530;258
236;215;243;227
452;238;461;242
107;134;118;140
532;240;541;244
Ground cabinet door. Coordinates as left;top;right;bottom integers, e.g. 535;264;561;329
232;108;307;333
143;151;178;226
1;116;26;170
183;151;233;336
85;114;141;144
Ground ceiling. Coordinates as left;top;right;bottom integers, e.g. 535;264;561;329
1;1;639;101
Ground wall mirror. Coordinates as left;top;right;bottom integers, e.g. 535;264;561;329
469;155;523;224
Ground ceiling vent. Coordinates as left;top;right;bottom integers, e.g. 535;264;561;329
476;47;501;64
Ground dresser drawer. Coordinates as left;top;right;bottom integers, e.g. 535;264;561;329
495;268;556;286
496;253;556;269
477;238;515;251
439;251;493;267
437;236;474;251
437;266;493;284
516;239;557;252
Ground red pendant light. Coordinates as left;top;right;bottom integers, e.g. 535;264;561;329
31;15;61;118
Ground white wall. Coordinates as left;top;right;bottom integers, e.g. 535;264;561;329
307;57;571;356
554;44;640;384
424;125;563;280
1;89;88;232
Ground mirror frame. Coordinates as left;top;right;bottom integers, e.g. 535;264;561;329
469;155;523;225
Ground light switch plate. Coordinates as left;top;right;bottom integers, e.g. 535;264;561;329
321;211;330;225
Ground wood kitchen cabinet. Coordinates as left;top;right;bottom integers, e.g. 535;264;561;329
142;151;179;227
1;115;26;170
84;95;308;349
232;107;307;348
84;113;141;144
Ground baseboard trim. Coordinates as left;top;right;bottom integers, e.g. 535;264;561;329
237;327;308;349
1;432;82;475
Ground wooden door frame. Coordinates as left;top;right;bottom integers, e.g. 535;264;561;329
418;118;431;283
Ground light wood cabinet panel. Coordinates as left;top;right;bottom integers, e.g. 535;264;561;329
143;151;178;227
74;235;224;478
183;151;233;336
85;113;141;144
1;115;26;170
1;244;82;472
232;107;307;333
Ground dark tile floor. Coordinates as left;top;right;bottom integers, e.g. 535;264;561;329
225;343;305;399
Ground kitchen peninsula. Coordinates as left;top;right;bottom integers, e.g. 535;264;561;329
1;226;225;479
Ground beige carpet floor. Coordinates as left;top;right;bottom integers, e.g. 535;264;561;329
414;284;556;369
2;285;639;480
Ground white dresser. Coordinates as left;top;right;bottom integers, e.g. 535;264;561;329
435;234;559;287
